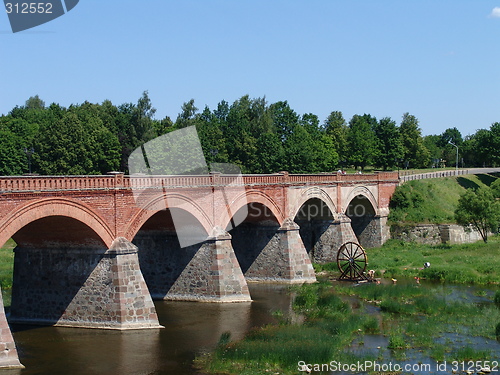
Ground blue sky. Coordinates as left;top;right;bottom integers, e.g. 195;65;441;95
1;1;500;136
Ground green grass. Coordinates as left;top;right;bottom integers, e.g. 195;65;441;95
197;281;377;375
200;236;500;374
0;239;15;307
495;291;500;305
199;278;500;375
0;239;15;289
389;173;500;224
451;346;492;361
363;236;500;284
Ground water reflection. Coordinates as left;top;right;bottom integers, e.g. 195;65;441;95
8;284;293;375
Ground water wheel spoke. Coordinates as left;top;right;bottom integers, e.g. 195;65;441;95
351;261;364;273
338;262;350;272
353;268;364;279
348;242;355;258
339;262;350;271
350;259;364;271
353;251;364;260
339;264;351;279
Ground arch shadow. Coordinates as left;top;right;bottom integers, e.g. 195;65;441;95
293;198;335;262
9;215;109;326
228;203;280;274
133;208;209;300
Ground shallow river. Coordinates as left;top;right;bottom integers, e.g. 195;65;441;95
6;281;500;375
8;284;293;375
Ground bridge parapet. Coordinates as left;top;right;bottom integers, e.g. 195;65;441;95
0;175;118;192
0;172;399;192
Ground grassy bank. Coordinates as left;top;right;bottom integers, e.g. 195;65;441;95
0;239;15;289
315;236;500;285
368;236;500;284
0;239;15;307
389;173;500;224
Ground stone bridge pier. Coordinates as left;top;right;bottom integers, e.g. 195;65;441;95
10;235;161;330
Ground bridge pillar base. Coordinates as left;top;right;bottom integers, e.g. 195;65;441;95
0;287;23;369
245;219;316;284
310;215;358;264
163;228;251;302
11;238;162;330
354;215;390;248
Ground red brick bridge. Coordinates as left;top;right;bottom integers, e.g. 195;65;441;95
0;172;397;346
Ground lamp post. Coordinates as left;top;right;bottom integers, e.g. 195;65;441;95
449;141;458;175
24;147;34;174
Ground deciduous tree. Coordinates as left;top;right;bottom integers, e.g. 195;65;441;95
347;114;377;170
373;117;403;170
455;187;500;243
399;113;430;168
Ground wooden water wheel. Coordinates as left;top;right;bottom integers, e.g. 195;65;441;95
337;242;368;281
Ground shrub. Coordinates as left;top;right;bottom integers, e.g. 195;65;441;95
494;291;500;306
390;184;412;209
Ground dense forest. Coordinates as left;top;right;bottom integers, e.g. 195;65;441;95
0;92;499;176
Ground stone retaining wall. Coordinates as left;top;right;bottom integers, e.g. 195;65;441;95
391;224;484;245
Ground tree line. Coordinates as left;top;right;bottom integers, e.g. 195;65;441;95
0;92;499;176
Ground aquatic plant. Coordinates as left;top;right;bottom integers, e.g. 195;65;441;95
451;346;491;361
387;332;407;350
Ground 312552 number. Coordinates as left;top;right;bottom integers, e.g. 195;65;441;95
5;3;53;14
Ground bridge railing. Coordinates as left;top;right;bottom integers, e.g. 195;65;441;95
126;175;214;189
400;169;468;183
0;175;117;192
0;171;400;193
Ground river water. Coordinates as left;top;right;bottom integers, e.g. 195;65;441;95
6;281;500;375
7;284;294;375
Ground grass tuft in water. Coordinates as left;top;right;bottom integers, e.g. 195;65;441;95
451;346;491;361
380;299;416;315
387;333;408;350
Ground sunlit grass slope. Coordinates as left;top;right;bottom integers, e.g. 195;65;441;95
389;173;500;224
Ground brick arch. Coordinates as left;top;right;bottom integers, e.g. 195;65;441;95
220;190;285;230
125;193;213;241
0;198;114;248
344;186;379;215
290;186;337;219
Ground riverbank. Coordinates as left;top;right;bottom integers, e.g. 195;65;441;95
198;279;500;375
198;237;500;375
315;236;500;285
